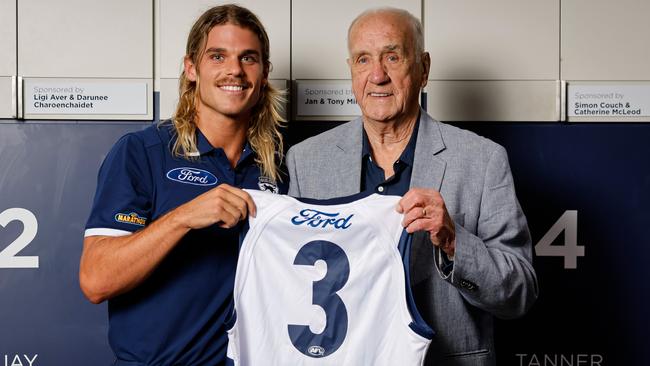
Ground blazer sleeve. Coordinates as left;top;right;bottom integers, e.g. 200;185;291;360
286;146;301;197
434;144;538;319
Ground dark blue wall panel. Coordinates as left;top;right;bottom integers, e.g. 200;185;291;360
0;122;149;365
1;120;648;365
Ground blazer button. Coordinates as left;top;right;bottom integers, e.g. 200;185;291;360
459;279;478;291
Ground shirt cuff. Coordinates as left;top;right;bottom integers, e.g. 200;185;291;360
436;247;454;278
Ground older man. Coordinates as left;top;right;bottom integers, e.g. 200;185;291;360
286;7;538;365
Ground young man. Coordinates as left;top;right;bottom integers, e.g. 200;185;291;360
287;8;538;365
80;5;284;365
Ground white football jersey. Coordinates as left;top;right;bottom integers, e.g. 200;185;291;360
226;190;433;366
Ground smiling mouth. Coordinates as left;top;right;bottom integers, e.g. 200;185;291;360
369;92;392;97
219;85;247;92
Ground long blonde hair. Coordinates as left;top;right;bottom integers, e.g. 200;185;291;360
169;4;285;182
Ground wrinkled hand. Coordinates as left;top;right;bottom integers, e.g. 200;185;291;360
176;184;256;229
397;187;456;257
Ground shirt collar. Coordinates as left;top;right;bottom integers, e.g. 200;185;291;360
194;128;254;163
361;116;420;167
195;128;215;155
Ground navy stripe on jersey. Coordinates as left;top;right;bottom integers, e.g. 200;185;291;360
399;230;436;339
292;189;375;206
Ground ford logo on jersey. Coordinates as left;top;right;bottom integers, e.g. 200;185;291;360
166;167;218;186
307;346;325;357
291;209;353;229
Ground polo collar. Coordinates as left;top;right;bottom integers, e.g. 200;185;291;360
193;128;253;162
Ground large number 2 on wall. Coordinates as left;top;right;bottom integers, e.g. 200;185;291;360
288;240;350;358
0;208;39;268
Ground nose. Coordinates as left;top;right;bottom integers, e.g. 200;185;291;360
369;60;389;84
226;57;244;77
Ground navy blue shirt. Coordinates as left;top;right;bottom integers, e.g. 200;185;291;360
360;120;419;195
360;119;454;273
85;122;285;366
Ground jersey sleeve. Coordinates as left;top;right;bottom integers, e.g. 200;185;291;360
84;133;153;237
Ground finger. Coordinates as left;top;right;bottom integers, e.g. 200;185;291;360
398;187;440;214
405;209;446;236
402;205;426;228
223;194;250;222
217;212;240;228
213;185;254;219
404;217;436;236
429;231;441;246
397;189;423;213
213;196;245;228
219;184;257;217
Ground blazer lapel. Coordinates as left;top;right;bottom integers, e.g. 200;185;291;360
331;118;364;196
411;110;446;190
410;110;447;286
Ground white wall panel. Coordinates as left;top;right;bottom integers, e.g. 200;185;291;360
426;0;559;80
562;0;650;81
159;0;290;120
18;0;153;120
292;0;420;80
0;0;15;77
0;77;15;119
18;0;152;78
426;81;560;122
425;0;560;121
0;0;16;118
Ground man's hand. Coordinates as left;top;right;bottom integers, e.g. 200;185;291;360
396;187;456;257
175;184;256;229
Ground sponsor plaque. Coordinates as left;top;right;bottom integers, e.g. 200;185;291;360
568;84;650;120
24;79;149;118
295;80;360;119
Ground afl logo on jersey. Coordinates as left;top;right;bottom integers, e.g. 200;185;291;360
166;167;218;186
307;346;325;357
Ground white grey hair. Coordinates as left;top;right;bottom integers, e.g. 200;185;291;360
347;7;424;61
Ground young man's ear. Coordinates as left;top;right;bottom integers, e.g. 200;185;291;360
264;63;271;81
184;56;197;82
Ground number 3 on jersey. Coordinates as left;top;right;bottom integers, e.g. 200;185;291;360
288;240;350;358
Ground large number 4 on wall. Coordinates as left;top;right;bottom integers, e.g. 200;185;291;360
535;210;584;269
0;208;39;268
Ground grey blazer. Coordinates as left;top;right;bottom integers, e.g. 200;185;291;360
286;110;538;366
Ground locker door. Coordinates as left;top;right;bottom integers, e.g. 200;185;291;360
425;0;561;121
563;0;650;122
18;0;153;120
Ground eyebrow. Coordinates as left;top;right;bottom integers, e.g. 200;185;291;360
351;44;402;55
205;47;261;56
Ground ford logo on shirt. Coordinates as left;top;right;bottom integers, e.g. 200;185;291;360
166;167;218;186
291;209;353;230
